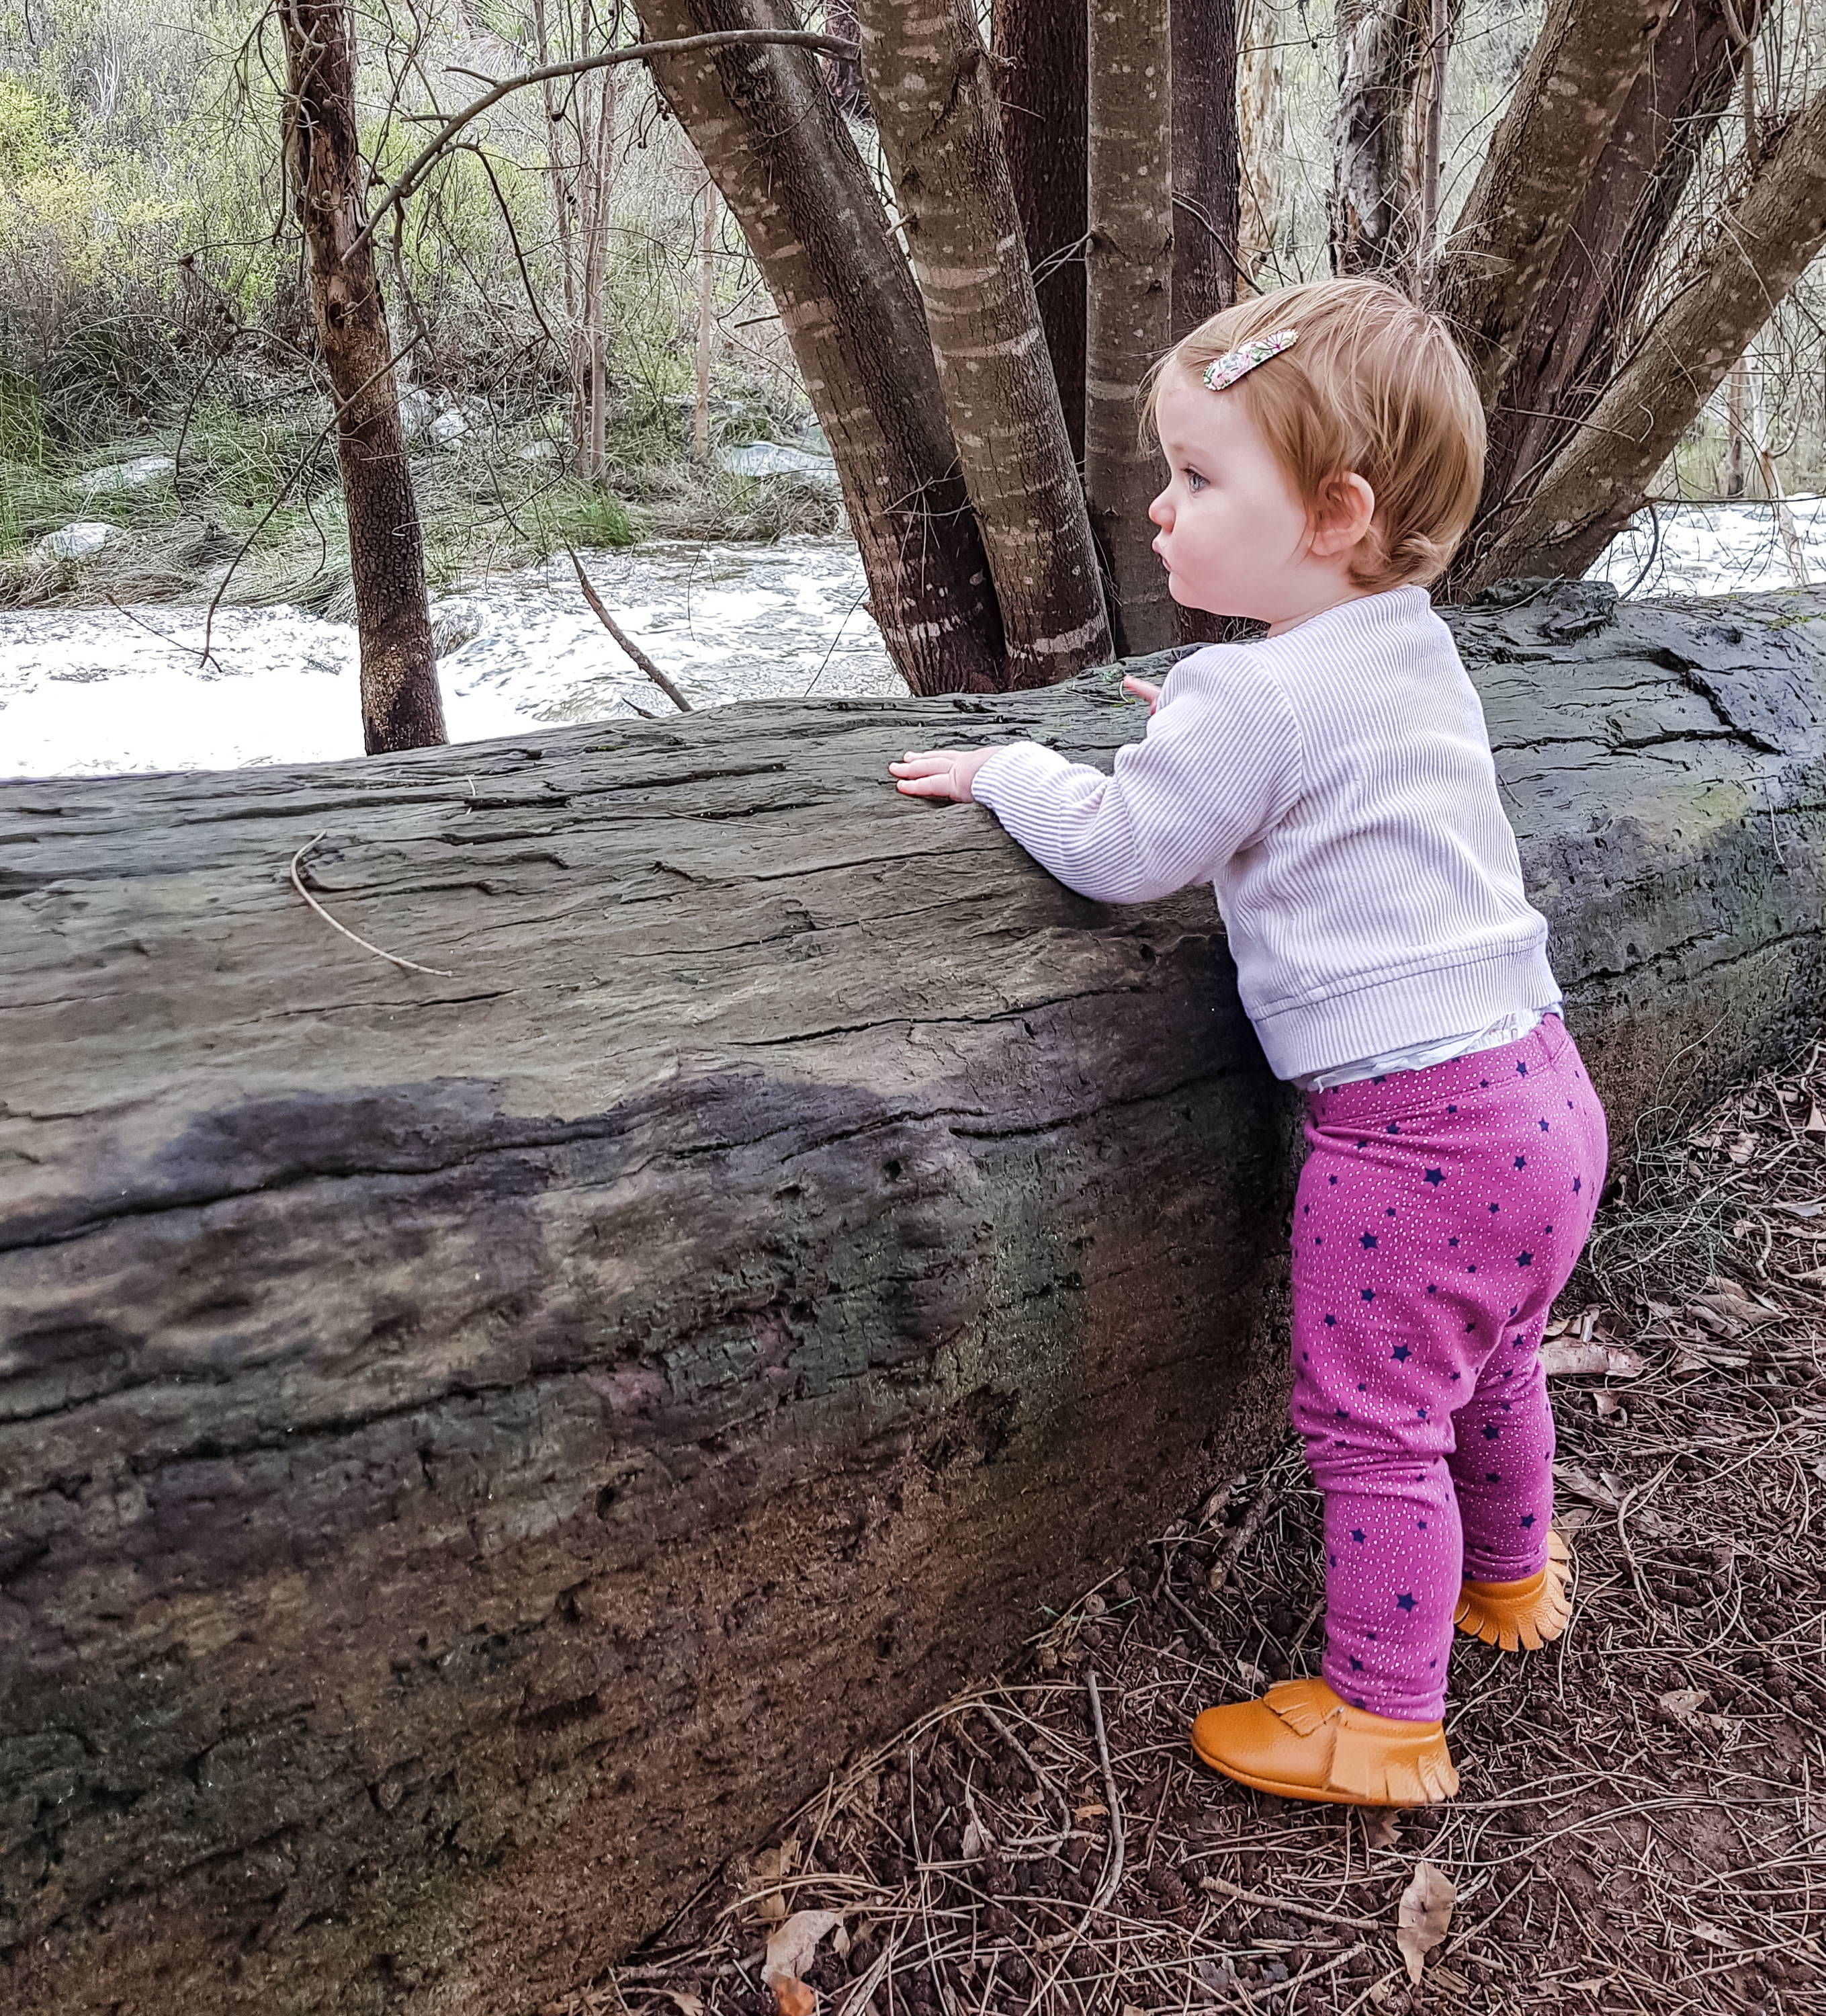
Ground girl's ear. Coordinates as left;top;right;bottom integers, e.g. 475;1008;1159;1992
1307;472;1376;559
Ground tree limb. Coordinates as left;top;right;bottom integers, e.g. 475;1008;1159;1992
355;30;859;253
1430;0;1676;405
1462;82;1826;591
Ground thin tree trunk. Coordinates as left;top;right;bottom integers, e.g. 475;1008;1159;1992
1749;358;1810;589
636;0;1004;694
1443;0;1764;597
1330;0;1429;284
1461;81;1826;589
1430;0;1677;407
1085;0;1175;657
1726;352;1747;499
1416;0;1450;265
991;0;1088;464
855;0;1110;686
280;0;444;754
1234;0;1286;285
1172;0;1241;334
694;179;717;460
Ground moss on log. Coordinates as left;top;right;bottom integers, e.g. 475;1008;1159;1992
1;582;1823;2012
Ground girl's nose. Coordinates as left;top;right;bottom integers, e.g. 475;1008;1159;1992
1149;489;1172;529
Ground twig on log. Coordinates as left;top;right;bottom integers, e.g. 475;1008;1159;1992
288;833;455;977
355;31;860;254
567;549;694;713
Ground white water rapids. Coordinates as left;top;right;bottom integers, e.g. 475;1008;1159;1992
1;504;1819;781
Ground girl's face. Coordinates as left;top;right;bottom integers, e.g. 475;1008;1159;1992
1148;368;1367;630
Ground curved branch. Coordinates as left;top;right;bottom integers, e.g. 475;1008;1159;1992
354;30;860;255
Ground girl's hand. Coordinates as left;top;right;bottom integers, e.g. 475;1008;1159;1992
887;747;996;802
1123;675;1162;714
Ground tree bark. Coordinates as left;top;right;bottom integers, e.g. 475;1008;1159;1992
1429;0;1677;408
4;585;1825;2013
635;0;1004;694
1461;84;1826;589
1085;0;1176;657
855;0;1111;687
1234;0;1287;284
1172;0;1242;333
1330;0;1429;284
280;0;445;755
1446;0;1762;595
991;0;1088;464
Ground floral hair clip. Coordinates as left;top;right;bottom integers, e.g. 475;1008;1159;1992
1203;327;1299;392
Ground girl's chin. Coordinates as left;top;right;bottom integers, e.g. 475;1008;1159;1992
1166;573;1252;620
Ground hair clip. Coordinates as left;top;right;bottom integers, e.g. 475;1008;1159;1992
1203;327;1299;392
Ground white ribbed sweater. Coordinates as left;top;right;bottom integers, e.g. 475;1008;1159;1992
971;587;1560;1082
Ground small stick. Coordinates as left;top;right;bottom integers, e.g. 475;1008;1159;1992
1198;1872;1381;1931
289;833;455;977
568;548;694;712
1085;1671;1126;1913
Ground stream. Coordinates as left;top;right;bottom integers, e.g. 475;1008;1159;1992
1;503;1820;781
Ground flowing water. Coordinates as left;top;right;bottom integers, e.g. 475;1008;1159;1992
2;505;1820;782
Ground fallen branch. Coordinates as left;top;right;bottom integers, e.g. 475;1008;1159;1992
568;549;695;714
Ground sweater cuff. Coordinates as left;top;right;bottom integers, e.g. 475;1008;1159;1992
970;741;1076;810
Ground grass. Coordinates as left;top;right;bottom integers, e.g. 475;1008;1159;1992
573;1041;1826;2016
0;387;840;614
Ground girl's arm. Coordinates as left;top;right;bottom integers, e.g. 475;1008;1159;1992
887;650;1302;905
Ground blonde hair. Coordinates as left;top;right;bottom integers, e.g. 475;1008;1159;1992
1145;277;1485;591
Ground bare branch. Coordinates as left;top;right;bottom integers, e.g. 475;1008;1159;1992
568;549;695;713
355;30;860;254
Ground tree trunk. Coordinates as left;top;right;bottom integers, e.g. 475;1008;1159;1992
693;178;716;460
280;0;445;754
635;0;1004;693
1430;0;1677;409
855;0;1111;686
1462;82;1826;589
1234;0;1287;284
1726;351;1747;498
1172;0;1242;333
1445;0;1762;596
1085;0;1176;657
1330;0;1429;283
4;585;1824;2014
991;0;1088;464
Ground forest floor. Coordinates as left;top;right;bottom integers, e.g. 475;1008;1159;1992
578;1040;1826;2016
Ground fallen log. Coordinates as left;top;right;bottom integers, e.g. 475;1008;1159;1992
1;581;1822;2013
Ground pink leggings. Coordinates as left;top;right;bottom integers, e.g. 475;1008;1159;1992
1289;1015;1608;1721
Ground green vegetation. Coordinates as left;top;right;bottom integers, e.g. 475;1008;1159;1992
0;0;836;614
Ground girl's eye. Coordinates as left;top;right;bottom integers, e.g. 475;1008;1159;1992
1185;469;1207;493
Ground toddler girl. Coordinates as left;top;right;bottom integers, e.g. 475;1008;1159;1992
887;278;1608;1807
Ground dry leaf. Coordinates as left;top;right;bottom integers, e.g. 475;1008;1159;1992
1073;1801;1108;1821
1776;1200;1824;1220
1396;1861;1455;1984
1594;1390;1622;1419
960;1818;987;1861
1727;1133;1757;1164
751;1837;801;1924
763;1909;844;2013
1364;1808;1401;1850
1690;1919;1739;1949
1805;1099;1825;1137
1658;1688;1708;1724
660;1996;706;2016
1540;1338;1644;1379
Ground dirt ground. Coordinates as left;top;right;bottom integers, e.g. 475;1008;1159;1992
559;1040;1826;2016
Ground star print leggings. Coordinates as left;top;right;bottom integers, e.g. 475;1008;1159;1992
1289;1013;1608;1722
